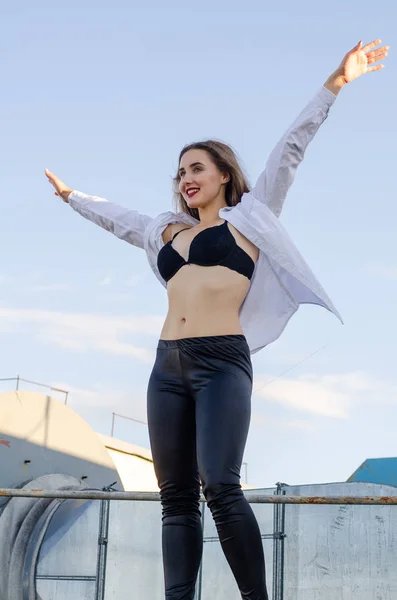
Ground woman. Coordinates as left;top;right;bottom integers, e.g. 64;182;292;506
46;40;388;600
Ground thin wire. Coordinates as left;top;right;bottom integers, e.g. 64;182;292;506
253;343;330;394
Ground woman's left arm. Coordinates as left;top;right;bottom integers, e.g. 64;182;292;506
252;39;389;218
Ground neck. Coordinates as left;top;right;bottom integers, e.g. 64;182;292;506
197;195;227;227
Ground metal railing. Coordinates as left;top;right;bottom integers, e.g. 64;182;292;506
0;376;69;404
110;412;147;437
1;488;397;504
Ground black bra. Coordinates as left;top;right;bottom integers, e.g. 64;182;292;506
157;221;255;283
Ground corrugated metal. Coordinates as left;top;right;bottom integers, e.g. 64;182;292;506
26;481;397;599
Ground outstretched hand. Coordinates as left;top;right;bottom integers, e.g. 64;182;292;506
338;39;389;84
45;169;73;203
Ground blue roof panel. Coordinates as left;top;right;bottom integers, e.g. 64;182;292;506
348;457;397;488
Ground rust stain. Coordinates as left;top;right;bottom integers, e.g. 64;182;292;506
272;495;397;505
0;490;396;504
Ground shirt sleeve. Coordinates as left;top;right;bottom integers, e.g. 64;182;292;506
68;191;153;249
251;86;336;218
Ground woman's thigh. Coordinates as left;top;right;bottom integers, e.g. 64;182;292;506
181;335;253;486
195;370;252;487
147;346;200;492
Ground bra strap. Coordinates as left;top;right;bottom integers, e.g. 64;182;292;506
172;227;190;241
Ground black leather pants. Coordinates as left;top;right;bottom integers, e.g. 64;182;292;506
147;335;268;600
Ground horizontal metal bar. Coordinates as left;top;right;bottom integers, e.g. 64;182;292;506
1;488;397;504
112;411;147;426
18;378;68;393
204;533;276;543
0;376;68;394
36;575;96;581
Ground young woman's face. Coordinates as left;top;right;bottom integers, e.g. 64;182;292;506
178;149;229;209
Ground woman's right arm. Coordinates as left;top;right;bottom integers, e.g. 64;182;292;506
252;39;389;218
45;170;153;250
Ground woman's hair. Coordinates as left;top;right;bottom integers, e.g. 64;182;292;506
173;140;250;220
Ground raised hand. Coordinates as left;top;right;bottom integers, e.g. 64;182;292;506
45;169;73;203
338;39;389;84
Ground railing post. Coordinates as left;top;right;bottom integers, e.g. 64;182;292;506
95;499;110;600
273;483;287;600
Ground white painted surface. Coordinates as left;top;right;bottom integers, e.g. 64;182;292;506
0;392;120;492
99;433;159;491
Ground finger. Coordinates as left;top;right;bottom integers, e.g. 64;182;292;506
361;39;382;53
366;46;390;58
349;40;362;53
47;173;62;188
367;52;389;65
45;169;56;183
367;64;385;73
45;169;61;184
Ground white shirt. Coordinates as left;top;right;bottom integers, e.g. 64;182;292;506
69;86;342;355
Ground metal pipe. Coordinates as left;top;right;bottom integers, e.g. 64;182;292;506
36;575;96;581
1;488;397;504
110;411;147;438
95;499;110;600
273;483;287;600
0;376;69;400
204;533;275;543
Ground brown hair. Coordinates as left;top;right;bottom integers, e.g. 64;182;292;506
173;140;250;220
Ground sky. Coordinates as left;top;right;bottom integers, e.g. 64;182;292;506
1;0;396;489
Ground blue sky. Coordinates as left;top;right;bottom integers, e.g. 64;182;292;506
1;0;396;488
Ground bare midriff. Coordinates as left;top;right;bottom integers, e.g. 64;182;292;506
159;264;251;340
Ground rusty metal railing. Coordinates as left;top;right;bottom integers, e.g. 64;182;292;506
1;488;397;504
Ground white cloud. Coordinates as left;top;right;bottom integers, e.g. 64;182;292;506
53;382;147;417
253;371;397;419
48;382;149;443
251;413;315;432
0;272;72;293
284;419;316;432
255;376;350;418
0;306;163;364
97;274;147;287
